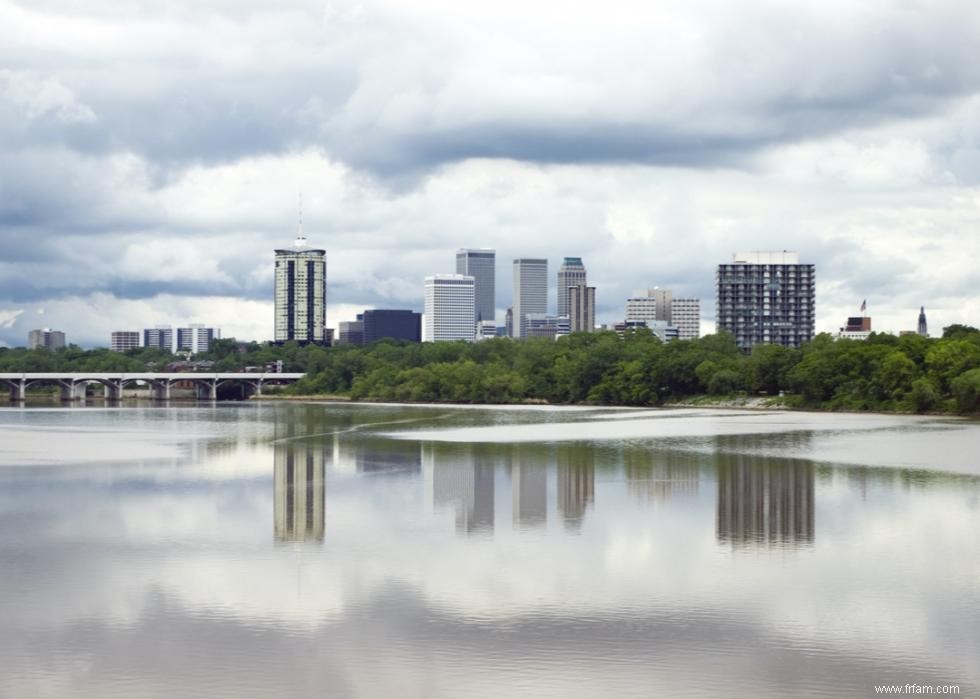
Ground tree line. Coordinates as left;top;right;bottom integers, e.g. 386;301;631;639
3;325;980;413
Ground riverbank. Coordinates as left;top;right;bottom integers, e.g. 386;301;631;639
250;393;351;402
248;391;975;418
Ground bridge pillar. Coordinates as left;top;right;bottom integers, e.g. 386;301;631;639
60;382;86;401
103;381;122;400
8;380;26;401
255;380;263;397
152;381;171;401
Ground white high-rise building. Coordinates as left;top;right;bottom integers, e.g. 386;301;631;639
274;229;327;344
671;299;700;340
557;257;587;319
456;249;496;323
512;258;548;339
424;274;476;342
177;325;219;354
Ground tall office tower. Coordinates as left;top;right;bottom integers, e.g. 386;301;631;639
110;331;140;353
917;306;928;337
176;325;218;354
557;257;587;318
568;284;596;332
512;258;548;339
273;441;325;543
143;325;174;352
361;309;421;344
716;251;815;352
27;328;66;350
274;228;327;345
456;249;496;323
424;274;475;342
504;307;513;337
671;298;701;340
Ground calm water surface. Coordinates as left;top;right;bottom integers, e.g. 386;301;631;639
1;403;978;698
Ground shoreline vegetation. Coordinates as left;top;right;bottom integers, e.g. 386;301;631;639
6;325;979;415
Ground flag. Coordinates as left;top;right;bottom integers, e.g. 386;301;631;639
860;299;866;313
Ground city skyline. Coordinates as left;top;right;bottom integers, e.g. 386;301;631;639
3;3;980;347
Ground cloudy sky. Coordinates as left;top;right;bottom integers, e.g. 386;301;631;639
2;0;980;347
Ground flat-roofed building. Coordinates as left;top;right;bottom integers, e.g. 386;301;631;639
176;325;218;354
424;274;475;342
28;328;66;350
362;309;421;344
568;284;595;333
143;326;174;352
716;251;815;352
512;258;548;339
671;298;700;340
456;249;496;323
110;331;140;352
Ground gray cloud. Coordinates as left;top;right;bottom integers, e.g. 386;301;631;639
2;0;980;345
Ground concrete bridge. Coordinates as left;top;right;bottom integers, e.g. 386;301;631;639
0;372;305;401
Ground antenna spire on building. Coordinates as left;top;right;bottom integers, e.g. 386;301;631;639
294;193;307;249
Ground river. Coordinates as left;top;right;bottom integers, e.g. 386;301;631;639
1;403;978;698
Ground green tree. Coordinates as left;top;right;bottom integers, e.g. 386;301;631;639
951;368;980;413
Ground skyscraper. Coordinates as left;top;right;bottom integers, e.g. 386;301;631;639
456;249;496;323
274;229;327;345
917;306;928;337
716;252;815;352
512;258;547;339
568;284;596;332
424;274;475;342
557;257;587;319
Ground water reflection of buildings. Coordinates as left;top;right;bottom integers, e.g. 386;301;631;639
716;454;814;549
423;443;597;535
556;446;595;530
426;445;496;534
334;439;423;475
512;455;547;528
273;441;326;543
623;448;700;502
